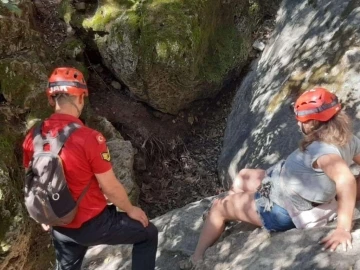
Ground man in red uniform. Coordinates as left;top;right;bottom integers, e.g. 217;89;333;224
22;67;158;270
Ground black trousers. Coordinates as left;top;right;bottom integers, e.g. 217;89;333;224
51;205;158;270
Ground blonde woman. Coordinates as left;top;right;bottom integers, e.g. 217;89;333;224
186;87;360;268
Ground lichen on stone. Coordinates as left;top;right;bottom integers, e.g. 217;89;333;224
66;0;263;113
82;0;129;31
59;0;75;25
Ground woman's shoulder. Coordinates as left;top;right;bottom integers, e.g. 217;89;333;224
306;141;341;155
350;133;360;142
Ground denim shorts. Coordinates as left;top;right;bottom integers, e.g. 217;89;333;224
254;192;296;232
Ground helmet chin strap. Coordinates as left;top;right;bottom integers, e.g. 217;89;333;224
71;101;82;117
299;121;323;136
64;95;82;117
300;122;307;135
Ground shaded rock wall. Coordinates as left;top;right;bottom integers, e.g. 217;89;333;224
218;0;360;188
0;1;138;268
0;2;52;267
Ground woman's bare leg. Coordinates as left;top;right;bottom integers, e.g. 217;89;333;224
231;169;266;194
356;174;360;201
192;192;262;262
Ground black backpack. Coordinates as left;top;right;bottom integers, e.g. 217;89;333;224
24;122;90;226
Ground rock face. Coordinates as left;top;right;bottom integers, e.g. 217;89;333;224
0;2;52;268
218;0;360;188
0;1;137;268
81;197;215;270
85;114;138;203
81;196;360;270
64;0;273;114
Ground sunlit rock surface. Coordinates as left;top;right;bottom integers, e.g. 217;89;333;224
81;197;360;270
219;0;360;188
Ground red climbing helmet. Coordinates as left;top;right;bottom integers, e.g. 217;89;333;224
293;87;341;122
46;67;88;97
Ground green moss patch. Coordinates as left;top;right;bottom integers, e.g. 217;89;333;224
71;0;264;113
82;0;135;31
59;0;75;25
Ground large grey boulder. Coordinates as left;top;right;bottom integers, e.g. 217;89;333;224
62;0;278;114
218;0;360;188
80;197;226;270
81;197;360;270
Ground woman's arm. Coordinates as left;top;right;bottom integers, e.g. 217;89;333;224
316;154;356;252
353;154;360;201
353;154;360;165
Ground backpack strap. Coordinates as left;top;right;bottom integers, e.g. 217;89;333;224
33;122;81;155
77;181;92;204
32;123;45;154
49;123;81;155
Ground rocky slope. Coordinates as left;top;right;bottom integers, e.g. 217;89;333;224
81;196;360;270
80;0;360;269
219;0;360;188
0;0;272;268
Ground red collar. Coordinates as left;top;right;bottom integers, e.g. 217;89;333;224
48;113;84;126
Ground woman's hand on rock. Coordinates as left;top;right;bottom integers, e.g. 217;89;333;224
320;228;352;252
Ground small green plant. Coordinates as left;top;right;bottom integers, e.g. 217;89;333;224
0;0;22;16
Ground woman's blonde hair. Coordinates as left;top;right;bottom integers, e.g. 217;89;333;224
300;110;352;151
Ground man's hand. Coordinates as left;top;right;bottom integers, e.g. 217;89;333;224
127;206;149;227
320;228;352;252
41;223;50;232
96;169;150;227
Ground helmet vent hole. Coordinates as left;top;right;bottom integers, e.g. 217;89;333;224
74;73;78;79
309;101;316;103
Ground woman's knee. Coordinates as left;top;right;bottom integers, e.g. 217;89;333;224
238;168;250;177
209;198;227;217
234;169;264;192
211;198;222;209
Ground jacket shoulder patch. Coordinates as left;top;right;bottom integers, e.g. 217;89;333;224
101;147;111;162
96;134;106;144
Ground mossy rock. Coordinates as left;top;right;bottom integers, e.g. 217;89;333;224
0;57;51;119
64;0;266;114
0;162;24;249
0;3;55;265
0;116;27;265
0;0;43;57
0;1;97;268
57;37;86;60
84;108;139;205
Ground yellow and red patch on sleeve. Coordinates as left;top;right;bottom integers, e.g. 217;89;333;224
101;147;111;162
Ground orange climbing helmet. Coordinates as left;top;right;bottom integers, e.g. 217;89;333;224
293;87;341;122
46;67;88;97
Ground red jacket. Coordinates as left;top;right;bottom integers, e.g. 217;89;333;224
23;113;112;228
